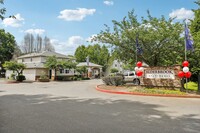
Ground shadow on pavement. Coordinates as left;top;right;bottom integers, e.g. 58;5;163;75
0;94;199;133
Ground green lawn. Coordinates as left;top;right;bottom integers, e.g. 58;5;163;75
184;82;198;91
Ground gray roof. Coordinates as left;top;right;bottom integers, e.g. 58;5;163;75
77;62;103;68
18;51;72;59
24;62;45;68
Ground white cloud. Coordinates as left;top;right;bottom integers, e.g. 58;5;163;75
2;13;24;27
68;36;84;46
86;34;97;42
51;36;84;55
169;8;194;20
103;1;114;6
25;29;45;35
58;8;96;21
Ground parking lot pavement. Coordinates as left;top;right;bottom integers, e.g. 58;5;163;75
0;79;200;133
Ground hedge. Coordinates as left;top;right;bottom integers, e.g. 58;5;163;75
102;76;124;86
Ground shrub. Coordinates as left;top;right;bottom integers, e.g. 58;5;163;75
102;76;124;86
56;76;64;81
110;68;119;73
16;75;26;82
102;76;111;85
39;72;48;80
10;73;16;80
73;77;78;80
81;77;90;80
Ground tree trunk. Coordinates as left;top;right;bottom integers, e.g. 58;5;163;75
54;69;57;81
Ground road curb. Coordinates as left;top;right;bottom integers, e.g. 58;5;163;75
96;85;200;98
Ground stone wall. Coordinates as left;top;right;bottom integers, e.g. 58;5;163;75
140;65;181;88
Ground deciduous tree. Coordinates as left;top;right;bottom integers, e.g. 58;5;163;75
3;61;26;76
74;44;110;71
93;10;184;66
189;0;200;81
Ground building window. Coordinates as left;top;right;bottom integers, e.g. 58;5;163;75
60;69;64;74
65;70;70;74
30;58;32;62
22;59;24;62
115;64;117;67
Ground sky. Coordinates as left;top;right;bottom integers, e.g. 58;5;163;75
0;0;198;55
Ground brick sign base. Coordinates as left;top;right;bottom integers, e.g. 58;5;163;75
140;65;181;88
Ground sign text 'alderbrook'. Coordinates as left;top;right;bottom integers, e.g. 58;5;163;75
145;70;175;79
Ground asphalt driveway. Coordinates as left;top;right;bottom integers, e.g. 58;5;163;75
0;79;200;133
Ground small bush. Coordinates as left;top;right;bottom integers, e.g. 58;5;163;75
81;77;90;80
10;73;16;80
102;76;111;85
16;75;26;82
102;76;124;86
184;82;198;91
56;76;64;81
110;68;119;73
73;77;77;80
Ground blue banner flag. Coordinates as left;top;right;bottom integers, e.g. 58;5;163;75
185;23;194;51
136;34;142;55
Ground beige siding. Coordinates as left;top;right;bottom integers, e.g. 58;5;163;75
17;59;23;63
21;57;42;63
32;57;41;62
41;57;46;62
23;58;31;62
5;70;15;79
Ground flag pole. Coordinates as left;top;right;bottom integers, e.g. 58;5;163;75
184;23;187;61
184;20;188;90
135;45;138;63
135;33;138;79
135;32;138;64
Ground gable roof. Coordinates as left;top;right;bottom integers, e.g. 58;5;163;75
77;62;103;68
18;51;72;59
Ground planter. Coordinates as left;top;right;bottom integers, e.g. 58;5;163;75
38;78;50;82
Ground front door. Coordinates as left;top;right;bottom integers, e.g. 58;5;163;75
49;70;52;79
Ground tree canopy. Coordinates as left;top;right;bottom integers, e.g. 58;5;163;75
0;0;15;20
189;0;200;81
74;44;110;71
3;61;26;76
93;10;184;67
0;29;16;69
44;56;77;80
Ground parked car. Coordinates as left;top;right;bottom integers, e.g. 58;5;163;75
123;71;140;85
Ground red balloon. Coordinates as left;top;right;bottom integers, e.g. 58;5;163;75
185;71;192;78
136;61;142;67
178;71;184;78
182;61;189;67
136;71;143;76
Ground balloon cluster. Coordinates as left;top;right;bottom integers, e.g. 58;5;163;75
134;61;144;76
178;61;192;78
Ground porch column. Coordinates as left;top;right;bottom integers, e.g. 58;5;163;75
51;69;55;80
100;68;102;78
